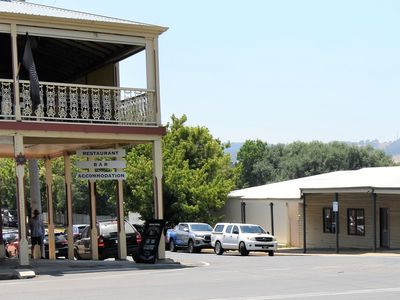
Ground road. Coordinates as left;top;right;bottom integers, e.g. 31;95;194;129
2;250;400;300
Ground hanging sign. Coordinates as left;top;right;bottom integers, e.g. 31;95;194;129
76;160;126;169
76;172;126;180
76;149;126;157
75;148;126;181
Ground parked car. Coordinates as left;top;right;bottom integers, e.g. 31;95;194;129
74;220;142;260
211;223;277;256
44;233;69;258
64;224;88;242
2;209;17;227
3;230;19;257
166;222;213;253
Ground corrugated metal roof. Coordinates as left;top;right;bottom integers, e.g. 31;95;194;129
0;0;156;27
229;166;400;200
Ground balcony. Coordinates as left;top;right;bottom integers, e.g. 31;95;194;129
0;79;156;126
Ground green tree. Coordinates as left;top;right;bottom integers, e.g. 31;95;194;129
0;158;17;211
236;140;395;188
236;140;268;188
125;115;237;225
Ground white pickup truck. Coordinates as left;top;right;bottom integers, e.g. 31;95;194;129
211;223;277;256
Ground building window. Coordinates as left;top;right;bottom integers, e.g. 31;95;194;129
347;208;365;236
323;207;336;233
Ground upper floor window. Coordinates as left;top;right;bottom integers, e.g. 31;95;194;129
323;207;336;233
347;208;365;236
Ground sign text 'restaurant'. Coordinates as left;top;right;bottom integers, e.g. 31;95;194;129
76;149;126;157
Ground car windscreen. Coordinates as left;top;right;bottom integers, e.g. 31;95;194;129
240;225;266;234
190;224;213;232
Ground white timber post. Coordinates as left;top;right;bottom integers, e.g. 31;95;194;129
116;147;127;260
89;158;98;260
45;158;56;259
146;36;161;125
14;133;29;265
64;153;74;260
10;23;21;120
29;160;43;256
152;139;165;259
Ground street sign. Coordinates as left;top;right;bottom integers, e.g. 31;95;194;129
76;149;126;157
332;201;338;212
76;172;126;180
76;160;126;169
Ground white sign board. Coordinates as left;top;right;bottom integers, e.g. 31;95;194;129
76;172;126;181
76;160;126;169
76;149;126;157
332;201;338;212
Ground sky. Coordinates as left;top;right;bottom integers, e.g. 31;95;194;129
30;0;400;144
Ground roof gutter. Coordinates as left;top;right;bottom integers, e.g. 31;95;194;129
300;186;374;195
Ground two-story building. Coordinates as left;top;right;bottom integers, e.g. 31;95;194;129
0;0;167;265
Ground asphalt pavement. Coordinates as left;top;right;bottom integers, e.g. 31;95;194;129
0;256;186;280
2;248;400;281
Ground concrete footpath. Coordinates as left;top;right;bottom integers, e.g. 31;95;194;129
0;257;185;280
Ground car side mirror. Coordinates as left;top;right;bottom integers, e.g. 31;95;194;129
233;230;239;234
183;228;189;232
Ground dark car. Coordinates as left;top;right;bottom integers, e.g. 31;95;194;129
74;220;142;260
44;233;69;258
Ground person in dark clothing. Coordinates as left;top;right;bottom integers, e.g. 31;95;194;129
29;209;44;258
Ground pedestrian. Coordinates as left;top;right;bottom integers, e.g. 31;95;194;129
29;209;45;259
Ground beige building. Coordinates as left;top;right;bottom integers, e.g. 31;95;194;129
302;166;400;252
0;1;167;265
225;167;400;251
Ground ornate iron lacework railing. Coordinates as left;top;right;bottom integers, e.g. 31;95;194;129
0;79;156;125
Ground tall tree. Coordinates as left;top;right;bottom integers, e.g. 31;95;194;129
236;140;395;188
125;115;237;225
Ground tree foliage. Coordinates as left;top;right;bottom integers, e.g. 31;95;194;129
0;159;17;211
125;115;237;225
236;140;395;188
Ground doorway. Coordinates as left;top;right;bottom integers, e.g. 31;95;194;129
380;208;389;248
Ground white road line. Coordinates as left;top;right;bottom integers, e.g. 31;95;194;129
208;286;400;300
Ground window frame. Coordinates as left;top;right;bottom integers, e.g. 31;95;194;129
322;207;336;234
347;208;365;236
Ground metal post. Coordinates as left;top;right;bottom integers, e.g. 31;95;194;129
335;193;339;254
241;201;246;224
372;192;377;253
303;194;306;253
270;202;275;236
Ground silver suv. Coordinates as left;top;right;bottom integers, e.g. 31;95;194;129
211;223;277;256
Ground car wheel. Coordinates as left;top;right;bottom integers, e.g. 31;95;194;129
169;239;177;252
239;242;249;256
214;241;224;255
268;250;274;256
188;240;195;253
